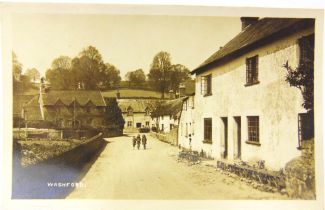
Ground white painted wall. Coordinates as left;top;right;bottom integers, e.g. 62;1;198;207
192;28;313;170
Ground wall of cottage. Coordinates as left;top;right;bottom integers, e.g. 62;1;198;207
156;115;178;133
193;28;313;170
178;97;196;150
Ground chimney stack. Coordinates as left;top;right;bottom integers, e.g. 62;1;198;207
240;17;259;30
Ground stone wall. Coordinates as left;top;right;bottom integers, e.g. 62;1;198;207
151;128;178;145
284;140;315;199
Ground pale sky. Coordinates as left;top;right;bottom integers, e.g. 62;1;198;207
11;14;241;78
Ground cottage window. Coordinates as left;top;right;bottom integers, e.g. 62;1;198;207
127;121;133;127
298;34;314;72
203;118;212;143
201;74;212;96
146;121;150;127
185;123;188;137
161;124;164;132
127;107;133;116
247;116;260;144
145;108;150;116
245;55;259;86
170;124;173;131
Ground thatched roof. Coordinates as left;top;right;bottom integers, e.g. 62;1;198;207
192;18;314;74
151;97;186;118
117;99;158;113
42;90;106;106
23;95;43;121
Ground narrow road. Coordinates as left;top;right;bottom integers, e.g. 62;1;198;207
67;134;286;199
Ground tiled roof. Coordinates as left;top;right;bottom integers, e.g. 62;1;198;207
42;90;106;106
192;18;314;74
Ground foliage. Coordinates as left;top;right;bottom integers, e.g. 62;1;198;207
25;68;41;82
282;37;314;112
148;51;190;98
125;68;146;87
12;52;33;93
103;98;125;128
46;56;73;89
45;46;121;90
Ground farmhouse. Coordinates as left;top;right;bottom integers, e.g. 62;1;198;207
190;17;314;170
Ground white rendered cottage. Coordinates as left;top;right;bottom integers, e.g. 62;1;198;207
190;18;314;170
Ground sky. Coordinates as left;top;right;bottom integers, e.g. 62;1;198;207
11;13;241;78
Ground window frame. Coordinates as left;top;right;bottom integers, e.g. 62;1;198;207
203;118;212;144
246;116;260;146
245;55;259;86
201;74;212;96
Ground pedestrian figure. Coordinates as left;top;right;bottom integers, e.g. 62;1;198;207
142;134;147;150
132;136;136;149
136;134;141;150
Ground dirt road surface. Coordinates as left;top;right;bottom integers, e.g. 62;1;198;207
67;134;287;199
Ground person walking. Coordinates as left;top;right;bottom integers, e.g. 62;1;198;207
132;136;136;149
136;134;141;150
142;134;147;150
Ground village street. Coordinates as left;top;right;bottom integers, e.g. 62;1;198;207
67;134;286;199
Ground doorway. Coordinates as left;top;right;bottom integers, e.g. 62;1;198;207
221;117;228;159
234;117;241;159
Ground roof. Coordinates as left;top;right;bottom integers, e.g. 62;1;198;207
151;97;185;118
102;89;167;99
42;90;106;106
117;99;158;113
23;95;43;121
192;18;315;74
13;94;36;115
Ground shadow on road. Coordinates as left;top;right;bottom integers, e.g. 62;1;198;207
12;140;108;199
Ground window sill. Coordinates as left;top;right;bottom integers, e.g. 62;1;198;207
203;140;212;144
244;81;260;87
203;93;212;97
245;140;261;146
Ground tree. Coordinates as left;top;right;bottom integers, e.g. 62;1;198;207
25;68;40;82
103;98;125;129
12;52;22;81
100;63;121;89
148;51;172;98
169;64;190;93
125;69;146;87
46;56;73;89
282;36;314;112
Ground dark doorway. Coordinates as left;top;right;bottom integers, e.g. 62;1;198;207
136;123;142;128
221;117;228;159
234;117;241;159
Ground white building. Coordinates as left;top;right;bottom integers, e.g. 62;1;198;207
151;98;184;133
190;18;314;170
178;95;195;150
118;99;156;133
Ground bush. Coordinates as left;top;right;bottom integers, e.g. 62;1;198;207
151;127;158;132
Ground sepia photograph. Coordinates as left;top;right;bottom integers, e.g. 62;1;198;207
0;2;324;210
